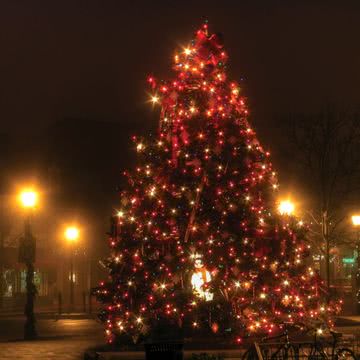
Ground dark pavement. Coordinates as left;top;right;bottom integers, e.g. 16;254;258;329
0;316;105;359
0;315;360;359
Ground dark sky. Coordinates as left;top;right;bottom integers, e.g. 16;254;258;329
1;0;360;137
0;0;360;252
1;0;360;227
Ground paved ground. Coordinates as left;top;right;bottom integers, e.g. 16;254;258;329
0;317;105;359
1;339;102;359
1;316;360;359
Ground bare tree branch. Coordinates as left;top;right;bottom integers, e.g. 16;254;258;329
287;107;360;287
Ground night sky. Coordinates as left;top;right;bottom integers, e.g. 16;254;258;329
1;1;360;245
1;1;360;133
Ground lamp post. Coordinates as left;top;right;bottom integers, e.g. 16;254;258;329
278;200;295;216
352;215;360;312
18;190;38;340
65;226;79;312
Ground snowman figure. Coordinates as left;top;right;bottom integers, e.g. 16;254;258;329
191;254;213;301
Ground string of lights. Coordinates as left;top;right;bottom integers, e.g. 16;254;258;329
93;23;341;345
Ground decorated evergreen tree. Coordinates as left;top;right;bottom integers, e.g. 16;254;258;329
94;24;340;344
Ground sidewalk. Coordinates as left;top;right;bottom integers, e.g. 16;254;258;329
0;339;100;360
85;349;245;360
0;316;104;358
335;315;360;326
0;311;95;320
0;316;359;360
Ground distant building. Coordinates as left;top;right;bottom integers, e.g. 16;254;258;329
0;212;104;313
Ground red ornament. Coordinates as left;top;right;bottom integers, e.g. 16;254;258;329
211;322;219;333
147;75;157;89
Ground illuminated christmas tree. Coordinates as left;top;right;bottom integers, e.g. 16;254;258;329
94;24;340;344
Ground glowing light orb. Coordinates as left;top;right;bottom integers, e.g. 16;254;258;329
352;215;360;226
65;227;79;242
20;190;37;208
278;200;295;216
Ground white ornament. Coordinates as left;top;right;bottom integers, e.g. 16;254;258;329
191;256;213;301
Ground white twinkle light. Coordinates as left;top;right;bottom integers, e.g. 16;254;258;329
151;95;159;104
184;48;192;55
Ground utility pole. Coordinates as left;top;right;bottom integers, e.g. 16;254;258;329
352;215;360;313
19;217;37;339
322;210;330;301
64;226;79;313
70;251;74;312
18;190;38;340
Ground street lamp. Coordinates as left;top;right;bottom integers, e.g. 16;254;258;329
18;189;38;340
352;215;360;227
20;191;37;208
65;226;79;312
278;200;295;216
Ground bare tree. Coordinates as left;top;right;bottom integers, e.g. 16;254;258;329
289;107;360;295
